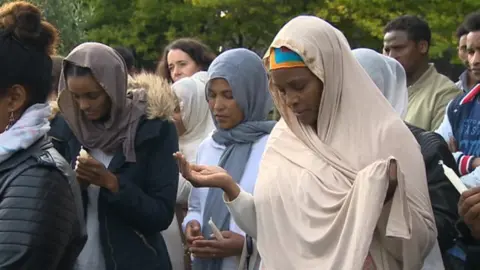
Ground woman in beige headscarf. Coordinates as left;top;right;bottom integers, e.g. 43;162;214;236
175;15;436;270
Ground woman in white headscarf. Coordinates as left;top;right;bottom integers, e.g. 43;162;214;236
353;49;460;270
172;71;215;202
176;16;436;270
352;48;408;118
162;71;215;270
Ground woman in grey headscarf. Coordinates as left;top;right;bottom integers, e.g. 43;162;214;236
179;48;275;270
55;42;180;270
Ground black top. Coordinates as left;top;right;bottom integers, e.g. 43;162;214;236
407;123;460;254
0;137;86;270
50;115;179;270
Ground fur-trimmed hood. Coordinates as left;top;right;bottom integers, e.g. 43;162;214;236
48;100;60;121
127;72;176;120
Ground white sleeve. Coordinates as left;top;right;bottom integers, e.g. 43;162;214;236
182;186;203;232
224;187;258;239
176;174;192;204
435;101;453;142
460;166;480;188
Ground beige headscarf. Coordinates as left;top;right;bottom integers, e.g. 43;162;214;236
253;16;436;269
58;42;145;162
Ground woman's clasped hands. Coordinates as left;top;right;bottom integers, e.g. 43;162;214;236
75;149;119;192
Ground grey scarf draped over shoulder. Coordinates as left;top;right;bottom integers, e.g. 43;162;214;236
194;48;275;270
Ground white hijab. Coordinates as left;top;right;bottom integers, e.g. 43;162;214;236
353;48;444;269
352;48;408;119
172;71;215;162
255;16;435;270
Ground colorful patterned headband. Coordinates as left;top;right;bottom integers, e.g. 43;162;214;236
269;47;306;70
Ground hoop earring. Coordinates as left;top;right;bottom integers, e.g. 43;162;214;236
5;112;15;131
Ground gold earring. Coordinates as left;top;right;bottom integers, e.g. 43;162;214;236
5;112;15;130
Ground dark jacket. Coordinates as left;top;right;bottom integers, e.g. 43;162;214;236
49;113;74;160
51;114;179;270
407;124;460;254
0;137;86;270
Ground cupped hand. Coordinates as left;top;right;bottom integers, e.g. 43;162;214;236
189;231;244;259
173;152;234;189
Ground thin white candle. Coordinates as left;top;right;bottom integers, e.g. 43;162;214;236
208;217;225;240
440;160;467;194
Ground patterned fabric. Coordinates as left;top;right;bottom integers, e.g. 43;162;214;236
0;103;51;163
269;47;306;70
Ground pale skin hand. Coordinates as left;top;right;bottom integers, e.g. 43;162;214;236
173;152;240;201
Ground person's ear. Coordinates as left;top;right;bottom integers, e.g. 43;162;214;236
417;40;429;55
7;84;28;113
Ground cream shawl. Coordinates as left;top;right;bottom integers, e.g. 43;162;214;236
352;48;408;119
172;71;214;163
253;16;436;270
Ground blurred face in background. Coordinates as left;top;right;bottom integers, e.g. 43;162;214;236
167;49;201;82
467;31;480;81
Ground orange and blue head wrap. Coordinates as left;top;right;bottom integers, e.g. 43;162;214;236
269;47;306;70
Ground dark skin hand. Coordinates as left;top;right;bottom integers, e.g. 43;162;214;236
174;152;240;200
175;152;244;258
449;137;458;153
459;186;480;239
185;220;204;248
175;151;397;204
449;137;480;169
385;160;398;203
189;231;244;259
76;155;119;192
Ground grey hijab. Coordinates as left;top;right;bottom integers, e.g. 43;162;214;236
58;42;146;162
197;48;275;270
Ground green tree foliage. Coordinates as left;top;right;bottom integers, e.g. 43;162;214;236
188;0;325;53
318;0;480;58
0;0;92;55
81;0;480;67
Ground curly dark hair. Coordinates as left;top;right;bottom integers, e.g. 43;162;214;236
0;1;59;105
157;38;216;83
